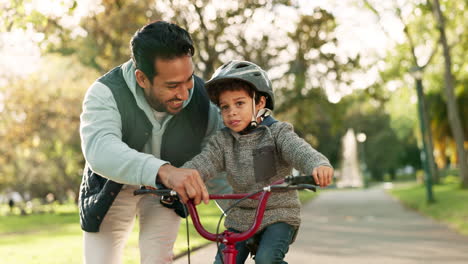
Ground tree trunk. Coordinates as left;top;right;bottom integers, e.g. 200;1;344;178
415;78;435;202
416;78;439;185
432;0;468;188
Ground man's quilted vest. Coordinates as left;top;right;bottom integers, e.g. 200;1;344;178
79;65;209;232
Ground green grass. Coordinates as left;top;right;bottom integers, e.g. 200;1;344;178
389;182;468;235
0;201;222;264
0;191;317;263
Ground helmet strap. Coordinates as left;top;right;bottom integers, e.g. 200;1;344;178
240;92;259;134
256;108;272;120
249;91;258;128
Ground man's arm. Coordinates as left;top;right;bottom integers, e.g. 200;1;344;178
81;81;209;204
80;82;165;187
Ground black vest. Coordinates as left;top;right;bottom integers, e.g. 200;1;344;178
79;65;209;232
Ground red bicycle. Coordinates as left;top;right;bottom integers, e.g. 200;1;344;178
134;175;318;264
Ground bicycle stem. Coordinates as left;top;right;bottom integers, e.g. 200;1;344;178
186;191;272;243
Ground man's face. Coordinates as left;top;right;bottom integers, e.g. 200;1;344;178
141;55;194;115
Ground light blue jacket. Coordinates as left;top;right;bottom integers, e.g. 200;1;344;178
80;60;230;193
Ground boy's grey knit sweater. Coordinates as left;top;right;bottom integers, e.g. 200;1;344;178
182;120;331;232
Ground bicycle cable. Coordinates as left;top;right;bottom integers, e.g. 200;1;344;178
215;190;263;264
181;197;191;264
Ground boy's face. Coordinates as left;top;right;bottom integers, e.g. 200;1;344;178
218;89;265;132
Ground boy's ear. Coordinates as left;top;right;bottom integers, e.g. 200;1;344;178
135;69;149;89
257;95;267;108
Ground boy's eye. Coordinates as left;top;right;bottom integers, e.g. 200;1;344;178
220;105;229;111
236;101;244;106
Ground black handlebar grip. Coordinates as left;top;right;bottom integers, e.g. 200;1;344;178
133;188;175;196
134;189;152;195
285;175;318;185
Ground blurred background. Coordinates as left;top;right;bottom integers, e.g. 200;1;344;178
0;0;467;262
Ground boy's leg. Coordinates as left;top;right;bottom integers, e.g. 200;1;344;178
137;193;181;264
254;222;295;264
83;186;138;264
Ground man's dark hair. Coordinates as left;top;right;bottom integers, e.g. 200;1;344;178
130;21;195;82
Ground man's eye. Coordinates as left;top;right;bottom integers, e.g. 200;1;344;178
167;85;178;89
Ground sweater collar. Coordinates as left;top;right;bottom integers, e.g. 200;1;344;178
226;116;277;140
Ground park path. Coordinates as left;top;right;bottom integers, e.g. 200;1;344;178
174;185;468;264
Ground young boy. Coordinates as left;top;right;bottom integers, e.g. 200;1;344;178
182;60;334;263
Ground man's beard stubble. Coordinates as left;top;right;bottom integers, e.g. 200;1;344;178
145;92;166;112
145;91;183;114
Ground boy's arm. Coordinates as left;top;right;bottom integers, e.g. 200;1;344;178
275;122;333;186
202;102;232;194
182;131;226;182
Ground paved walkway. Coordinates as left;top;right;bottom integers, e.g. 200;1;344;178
174;185;468;264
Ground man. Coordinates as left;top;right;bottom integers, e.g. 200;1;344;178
79;21;229;264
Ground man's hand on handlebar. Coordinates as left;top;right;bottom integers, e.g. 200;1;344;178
157;164;209;205
312;166;334;188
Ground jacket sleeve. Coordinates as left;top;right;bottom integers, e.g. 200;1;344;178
80;82;166;187
182;131;226;182
200;103;232;194
274;122;332;175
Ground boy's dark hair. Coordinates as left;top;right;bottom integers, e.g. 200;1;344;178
130;21;195;83
208;79;264;106
205;60;275;109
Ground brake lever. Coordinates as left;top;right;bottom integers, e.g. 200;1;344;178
296;184;317;192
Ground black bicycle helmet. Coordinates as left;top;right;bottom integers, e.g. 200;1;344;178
205;60;275;110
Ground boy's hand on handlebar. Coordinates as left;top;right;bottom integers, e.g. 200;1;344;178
157;164;209;205
312;166;334;187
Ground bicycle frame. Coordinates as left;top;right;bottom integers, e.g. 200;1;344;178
187;190;271;263
134;176;317;264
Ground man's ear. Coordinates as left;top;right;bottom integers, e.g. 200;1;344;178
135;69;149;89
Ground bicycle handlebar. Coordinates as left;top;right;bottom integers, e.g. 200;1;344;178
133;176;318;243
285;175;318;185
133;188;177;196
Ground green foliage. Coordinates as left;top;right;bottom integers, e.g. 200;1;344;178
341;92;408;181
0;55;99;199
2;0;464;198
390;182;468;235
376;0;468;173
442;175;460;185
275;8;358;166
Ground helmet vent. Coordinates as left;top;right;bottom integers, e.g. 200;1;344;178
235;63;249;69
253;72;261;76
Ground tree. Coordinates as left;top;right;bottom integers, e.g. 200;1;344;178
430;0;468;188
426;90;468;169
2;0;293;78
0;55;98;200
274;9;359;166
363;0;440;189
342;93;405;181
